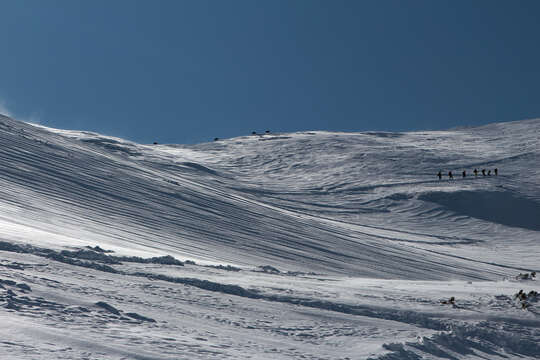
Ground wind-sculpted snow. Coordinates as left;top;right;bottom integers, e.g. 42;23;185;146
420;190;540;231
1;240;540;359
2;114;534;279
1;114;540;358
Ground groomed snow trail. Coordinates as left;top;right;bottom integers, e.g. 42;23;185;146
0;114;539;359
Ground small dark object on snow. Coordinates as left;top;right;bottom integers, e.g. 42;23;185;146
214;137;219;141
516;272;536;280
516;289;538;310
252;131;257;135
494;168;498;176
482;169;486;176
462;170;466;178
153;142;158;145
473;168;478;176
441;296;455;305
265;130;270;134
437;171;442;180
488;170;491;176
448;171;453;179
517;273;529;280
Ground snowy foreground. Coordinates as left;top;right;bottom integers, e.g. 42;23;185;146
0;114;539;359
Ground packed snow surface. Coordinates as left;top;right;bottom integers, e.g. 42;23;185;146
0;114;539;359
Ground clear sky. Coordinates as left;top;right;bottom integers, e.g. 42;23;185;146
1;0;540;144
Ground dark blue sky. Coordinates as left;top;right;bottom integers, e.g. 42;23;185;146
1;0;540;144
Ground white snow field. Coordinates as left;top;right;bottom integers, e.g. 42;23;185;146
0;113;539;359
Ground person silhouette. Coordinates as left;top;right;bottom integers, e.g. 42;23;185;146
462;170;466;178
473;168;478;176
448;171;453;179
437;171;442;180
494;168;498;176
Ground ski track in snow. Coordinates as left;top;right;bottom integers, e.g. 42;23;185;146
0;114;539;359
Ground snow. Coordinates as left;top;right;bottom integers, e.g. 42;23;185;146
1;113;539;359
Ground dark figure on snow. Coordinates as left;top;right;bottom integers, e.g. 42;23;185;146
448;171;453;179
473;168;478;176
482;169;486;176
437;171;442;180
494;168;498;176
462;170;466;178
488;170;491;176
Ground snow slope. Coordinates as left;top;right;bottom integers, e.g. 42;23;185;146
0;114;539;359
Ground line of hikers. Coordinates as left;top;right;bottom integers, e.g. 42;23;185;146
437;168;498;180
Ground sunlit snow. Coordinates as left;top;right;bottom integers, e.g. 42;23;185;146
1;114;539;359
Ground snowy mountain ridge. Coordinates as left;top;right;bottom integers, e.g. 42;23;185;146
2;114;538;277
1;114;539;359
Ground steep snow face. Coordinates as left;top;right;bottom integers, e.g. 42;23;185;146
1;114;539;279
2;114;540;360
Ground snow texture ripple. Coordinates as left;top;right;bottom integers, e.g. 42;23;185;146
0;114;539;359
